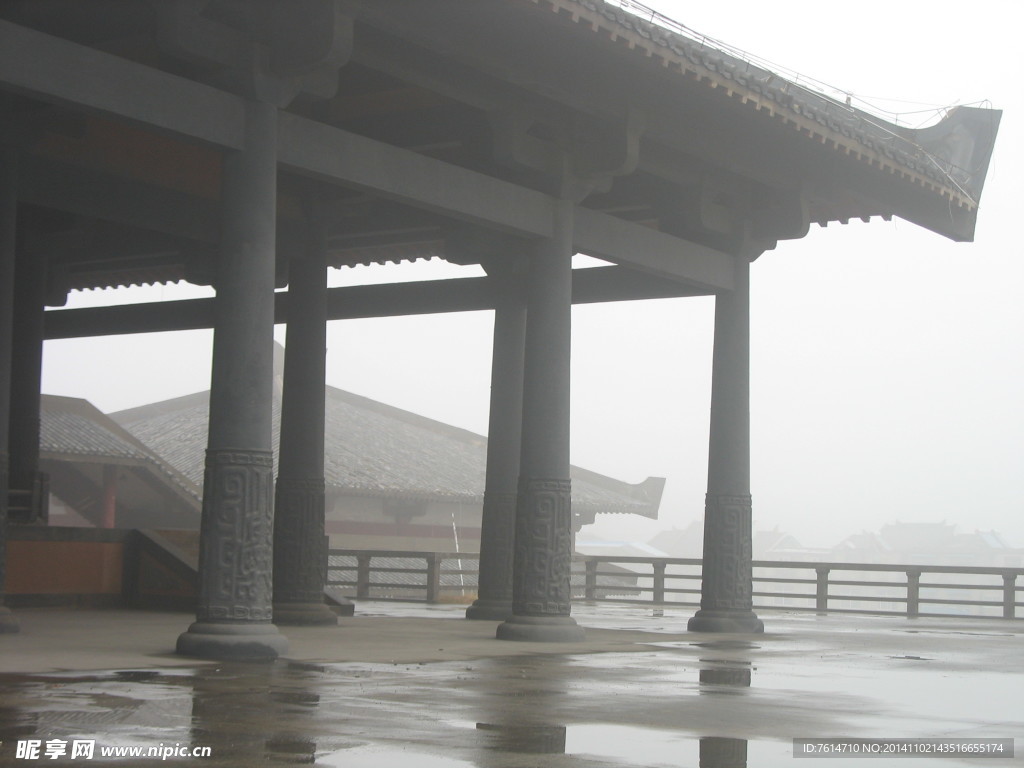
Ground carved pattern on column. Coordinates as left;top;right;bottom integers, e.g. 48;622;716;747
197;449;275;622
512;478;572;616
273;477;327;604
476;491;517;602
700;493;753;612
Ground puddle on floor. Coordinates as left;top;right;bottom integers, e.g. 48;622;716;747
457;720;798;767
319;745;476;768
2;639;1020;768
690;640;761;650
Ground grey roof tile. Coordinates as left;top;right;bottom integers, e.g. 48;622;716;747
112;380;662;517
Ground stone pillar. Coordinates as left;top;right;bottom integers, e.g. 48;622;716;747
272;201;336;626
497;199;584;642
0;148;20;632
7;207;46;526
177;100;288;660
466;270;526;621
688;251;764;633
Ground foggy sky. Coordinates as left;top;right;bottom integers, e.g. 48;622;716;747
39;1;1023;549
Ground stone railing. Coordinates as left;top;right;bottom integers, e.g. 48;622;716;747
327;549;1024;620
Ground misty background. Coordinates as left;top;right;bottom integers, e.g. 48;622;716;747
39;0;1023;553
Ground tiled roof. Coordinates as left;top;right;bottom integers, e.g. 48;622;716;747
322;391;485;501
41;397;151;462
39;395;201;505
111;391;232;489
541;0;995;210
112;379;663;518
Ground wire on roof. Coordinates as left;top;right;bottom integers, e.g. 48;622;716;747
605;0;984;204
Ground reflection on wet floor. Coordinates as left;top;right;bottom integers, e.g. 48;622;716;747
2;605;1022;767
0;657;760;767
476;722;568;753
0;653;770;767
699;660;753;689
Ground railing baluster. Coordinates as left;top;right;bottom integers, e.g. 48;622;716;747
328;549;1023;620
1003;573;1017;619
425;553;442;604
815;567;830;614
653;562;666;604
356;554;371;599
585;558;597;602
906;569;921;617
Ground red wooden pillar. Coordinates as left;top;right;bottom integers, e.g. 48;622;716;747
101;465;117;529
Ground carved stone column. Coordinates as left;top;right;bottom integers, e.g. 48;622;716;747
689;251;764;633
273;200;335;626
497;199;584;642
0;147;20;632
177;100;288;660
466;268;526;621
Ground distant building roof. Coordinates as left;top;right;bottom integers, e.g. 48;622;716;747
39;395;201;527
112;374;664;520
576;539;670;559
42;395;153;463
832;522;1020;566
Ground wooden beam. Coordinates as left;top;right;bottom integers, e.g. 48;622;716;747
19;155;220;243
0;20;734;287
572;265;707;304
278;114;734;290
277;111;555;237
574;208;734;291
44;294;216;339
43;266;706;339
0;20;243;148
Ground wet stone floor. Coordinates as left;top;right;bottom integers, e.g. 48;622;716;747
0;655;802;767
1;605;1022;767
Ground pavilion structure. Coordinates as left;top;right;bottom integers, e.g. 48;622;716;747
0;1;999;656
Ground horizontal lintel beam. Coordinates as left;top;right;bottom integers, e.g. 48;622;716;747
574;208;734;292
1;20;734;290
0;20;244;148
43;266;706;340
20;155;221;244
277;111;555;238
278;114;734;291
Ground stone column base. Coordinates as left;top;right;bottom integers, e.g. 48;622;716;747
273;601;338;626
496;613;584;642
0;606;19;634
465;598;512;621
687;608;764;634
176;621;288;661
